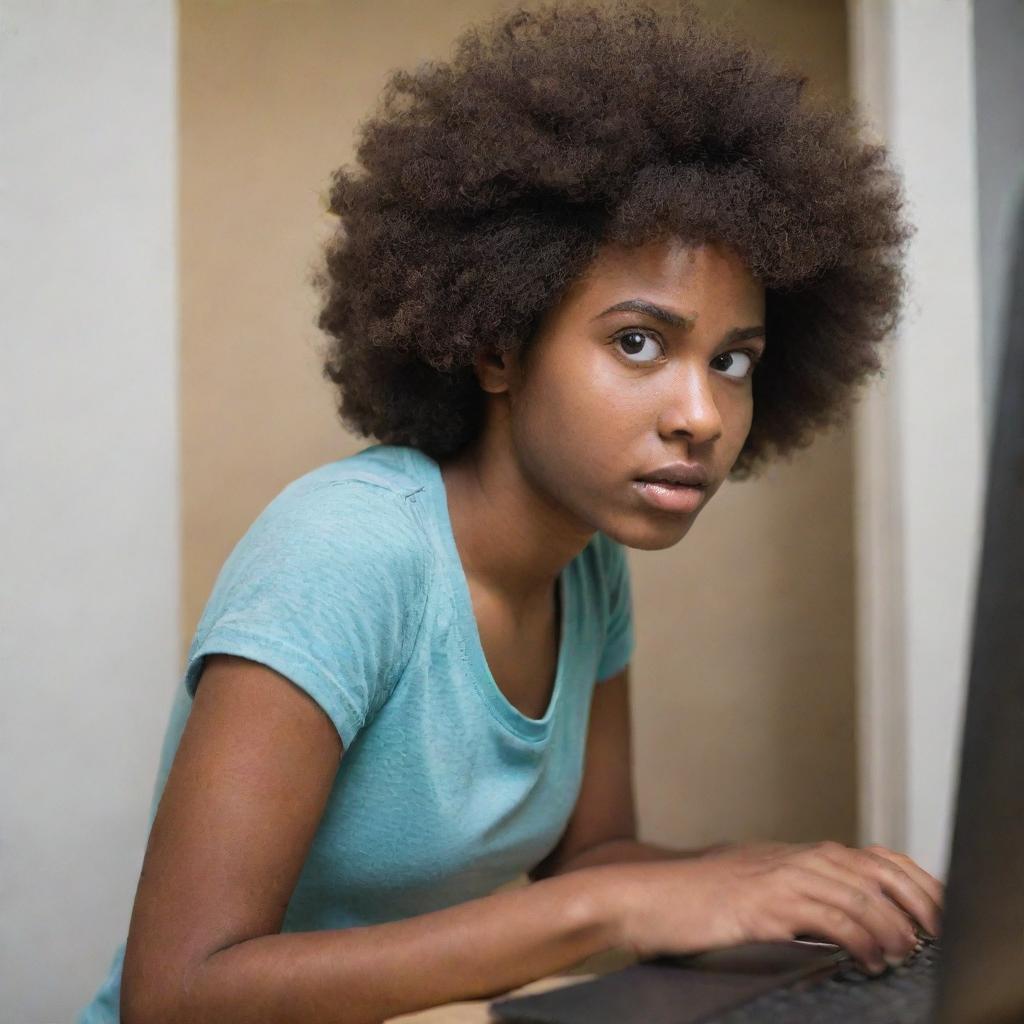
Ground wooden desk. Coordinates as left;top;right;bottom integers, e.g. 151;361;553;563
386;946;639;1023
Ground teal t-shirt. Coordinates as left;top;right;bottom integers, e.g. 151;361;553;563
77;443;635;1023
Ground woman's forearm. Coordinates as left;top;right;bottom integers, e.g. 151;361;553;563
157;867;627;1024
548;837;734;875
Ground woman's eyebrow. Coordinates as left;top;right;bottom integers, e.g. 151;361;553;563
592;298;765;344
592;298;694;327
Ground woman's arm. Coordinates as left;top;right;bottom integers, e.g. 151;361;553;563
175;868;622;1024
120;655;627;1024
545;836;735;875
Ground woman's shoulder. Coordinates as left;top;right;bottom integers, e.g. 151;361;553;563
262;444;426;530
231;445;433;580
274;443;428;508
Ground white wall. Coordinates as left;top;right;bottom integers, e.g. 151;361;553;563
0;2;179;1020
849;0;986;878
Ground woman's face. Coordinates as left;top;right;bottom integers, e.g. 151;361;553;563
501;236;766;551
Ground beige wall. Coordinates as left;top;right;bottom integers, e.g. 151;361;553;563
180;0;856;873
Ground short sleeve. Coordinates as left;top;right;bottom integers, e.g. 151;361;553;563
184;480;430;750
594;534;636;683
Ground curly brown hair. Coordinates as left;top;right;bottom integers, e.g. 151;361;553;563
312;0;910;479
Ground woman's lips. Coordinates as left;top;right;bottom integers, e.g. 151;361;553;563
632;479;706;514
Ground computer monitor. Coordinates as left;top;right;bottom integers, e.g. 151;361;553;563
934;184;1024;1023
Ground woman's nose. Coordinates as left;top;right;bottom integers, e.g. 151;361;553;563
656;367;723;446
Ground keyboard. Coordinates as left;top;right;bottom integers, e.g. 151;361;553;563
707;938;942;1024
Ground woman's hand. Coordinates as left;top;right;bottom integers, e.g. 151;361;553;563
606;840;944;974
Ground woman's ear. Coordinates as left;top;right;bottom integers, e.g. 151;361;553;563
473;347;517;394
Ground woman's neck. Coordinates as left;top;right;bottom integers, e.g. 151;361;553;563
437;434;592;610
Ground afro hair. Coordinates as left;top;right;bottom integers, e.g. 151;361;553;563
313;0;911;479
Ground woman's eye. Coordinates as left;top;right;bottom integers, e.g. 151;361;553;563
614;329;664;363
711;350;754;379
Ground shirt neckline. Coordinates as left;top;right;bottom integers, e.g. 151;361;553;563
412;447;573;743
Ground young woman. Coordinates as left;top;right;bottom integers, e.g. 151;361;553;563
80;3;943;1021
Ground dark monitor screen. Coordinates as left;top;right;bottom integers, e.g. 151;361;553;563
934;187;1024;1023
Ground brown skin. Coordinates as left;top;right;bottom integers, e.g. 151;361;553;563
440;236;765;718
441;235;766;584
